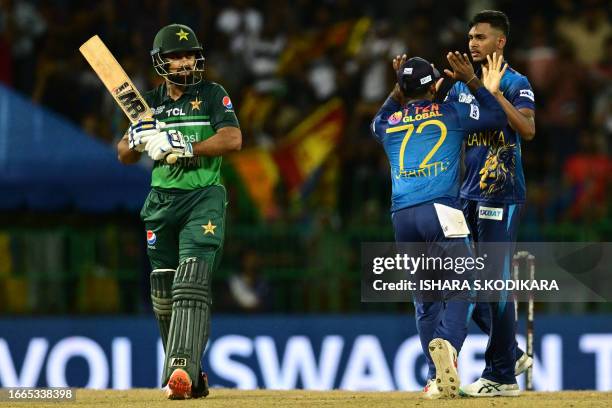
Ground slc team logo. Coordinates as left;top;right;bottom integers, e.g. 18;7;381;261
388;111;402;125
479;144;516;197
146;230;157;245
222;96;233;110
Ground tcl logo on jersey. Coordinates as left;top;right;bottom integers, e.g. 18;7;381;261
478;206;504;220
146;230;157;245
166;107;186;117
222;96;233;110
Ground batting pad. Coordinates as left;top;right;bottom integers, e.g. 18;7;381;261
150;269;175;352
162;256;213;386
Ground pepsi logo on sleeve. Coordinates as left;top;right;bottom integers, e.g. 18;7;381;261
222;96;233;110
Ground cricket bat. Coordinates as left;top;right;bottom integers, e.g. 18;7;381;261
79;35;178;164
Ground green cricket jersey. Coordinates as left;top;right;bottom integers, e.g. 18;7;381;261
143;81;240;189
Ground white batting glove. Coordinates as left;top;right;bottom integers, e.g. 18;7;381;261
128;118;165;152
145;129;194;161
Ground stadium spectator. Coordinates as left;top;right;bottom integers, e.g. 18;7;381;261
227;250;271;312
562;131;611;222
0;0;46;94
556;0;611;66
1;0;609;247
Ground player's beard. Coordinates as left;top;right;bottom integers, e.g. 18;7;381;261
167;67;202;86
169;72;193;86
153;52;205;86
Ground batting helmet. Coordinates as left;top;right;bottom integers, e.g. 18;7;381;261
151;24;205;86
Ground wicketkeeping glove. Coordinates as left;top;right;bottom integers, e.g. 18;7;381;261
128;118;165;152
145;129;194;162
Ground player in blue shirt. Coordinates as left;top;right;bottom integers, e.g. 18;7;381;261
372;53;507;399
443;11;536;397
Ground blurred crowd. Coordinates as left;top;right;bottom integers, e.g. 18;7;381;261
0;0;610;239
0;0;611;314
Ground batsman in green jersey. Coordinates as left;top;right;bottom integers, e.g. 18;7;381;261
117;23;242;399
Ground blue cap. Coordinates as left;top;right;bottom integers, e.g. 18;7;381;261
397;57;441;94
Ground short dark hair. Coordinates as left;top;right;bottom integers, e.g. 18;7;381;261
470;10;510;37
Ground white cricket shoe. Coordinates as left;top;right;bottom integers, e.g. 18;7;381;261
515;352;533;376
423;379;441;399
428;338;460;399
460;377;520;397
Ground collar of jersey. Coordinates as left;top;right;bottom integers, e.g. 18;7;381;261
159;82;199;103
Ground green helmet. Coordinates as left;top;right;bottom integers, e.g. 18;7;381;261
151;24;205;86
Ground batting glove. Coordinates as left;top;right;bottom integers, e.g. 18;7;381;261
145;129;194;162
128;118;165;152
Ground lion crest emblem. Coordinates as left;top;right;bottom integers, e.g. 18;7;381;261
479;144;516;197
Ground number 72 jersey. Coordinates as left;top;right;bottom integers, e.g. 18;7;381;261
371;96;505;212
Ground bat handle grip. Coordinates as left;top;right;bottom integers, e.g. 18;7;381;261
166;154;178;164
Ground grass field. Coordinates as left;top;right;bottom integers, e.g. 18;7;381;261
5;389;611;408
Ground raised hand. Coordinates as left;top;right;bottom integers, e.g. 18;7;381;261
444;51;476;83
431;63;444;93
482;52;507;96
392;53;408;71
390;54;409;104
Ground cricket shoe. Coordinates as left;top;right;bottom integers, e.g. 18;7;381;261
166;368;192;400
428;338;460;399
460;378;520;397
423;379;441;399
191;372;210;399
515;352;533;376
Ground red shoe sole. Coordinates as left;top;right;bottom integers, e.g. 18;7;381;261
167;369;192;400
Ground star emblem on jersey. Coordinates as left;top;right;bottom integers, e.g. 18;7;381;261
190;97;202;111
176;29;189;41
203;220;217;235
